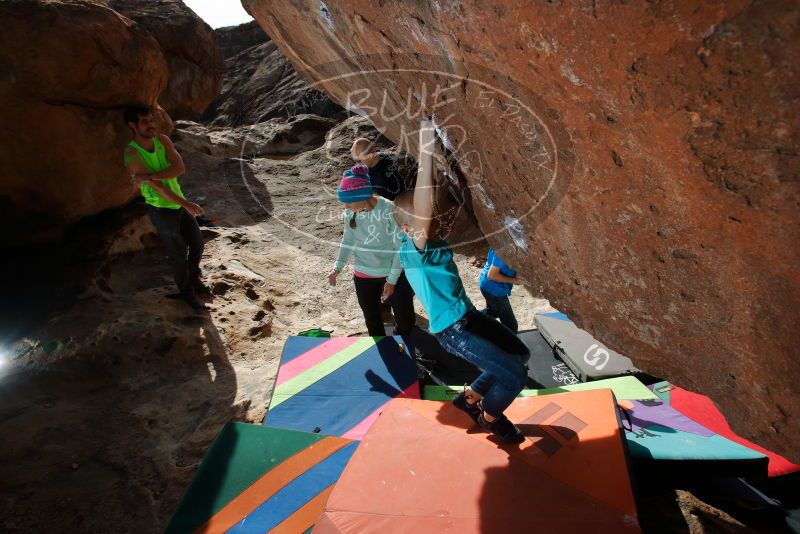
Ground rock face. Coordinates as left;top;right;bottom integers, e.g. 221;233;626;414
107;0;224;120
244;0;800;460
174;114;339;159
201;23;344;126
0;0;169;245
215;20;269;58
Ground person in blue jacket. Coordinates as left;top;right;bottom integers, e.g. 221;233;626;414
478;249;524;333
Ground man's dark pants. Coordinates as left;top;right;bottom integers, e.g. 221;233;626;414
353;272;416;337
147;206;203;295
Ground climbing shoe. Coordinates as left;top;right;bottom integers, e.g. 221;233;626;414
478;412;525;444
453;390;482;426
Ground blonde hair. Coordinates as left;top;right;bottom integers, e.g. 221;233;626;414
351;138;373;160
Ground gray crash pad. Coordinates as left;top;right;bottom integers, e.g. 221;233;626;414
534;314;638;381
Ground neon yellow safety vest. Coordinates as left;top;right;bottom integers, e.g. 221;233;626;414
124;137;185;209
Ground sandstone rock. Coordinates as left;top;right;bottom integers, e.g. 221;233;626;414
0;0;169;245
244;0;800;460
216;20;270;59
107;0;224;120
105;210;158;257
173;114;339;159
202;26;345;126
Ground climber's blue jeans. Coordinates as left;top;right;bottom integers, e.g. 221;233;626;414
436;309;530;417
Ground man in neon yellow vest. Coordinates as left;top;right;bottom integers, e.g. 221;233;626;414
123;105;208;311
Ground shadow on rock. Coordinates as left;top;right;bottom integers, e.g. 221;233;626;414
0;242;244;533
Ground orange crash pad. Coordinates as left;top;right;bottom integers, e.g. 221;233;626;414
314;390;640;533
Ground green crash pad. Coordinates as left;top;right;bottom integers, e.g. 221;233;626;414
165;422;356;533
423;375;657;401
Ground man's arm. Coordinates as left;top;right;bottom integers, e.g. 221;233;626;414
124;146;203;215
411;120;436;250
145;134;186;182
147;181;203;216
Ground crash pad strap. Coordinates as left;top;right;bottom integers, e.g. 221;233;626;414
271;337;377;408
196;436;350;533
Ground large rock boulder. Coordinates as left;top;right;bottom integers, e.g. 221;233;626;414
108;0;224;120
244;0;800;460
173;114;339;159
202;23;344;126
215;20;269;59
0;0;169;246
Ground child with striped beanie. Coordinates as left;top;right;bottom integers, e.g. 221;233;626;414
328;164;416;337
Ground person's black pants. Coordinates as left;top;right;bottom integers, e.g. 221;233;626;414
147;206;204;295
353;272;415;337
481;289;519;334
462;308;528;356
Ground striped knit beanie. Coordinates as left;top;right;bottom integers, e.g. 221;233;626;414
337;163;373;203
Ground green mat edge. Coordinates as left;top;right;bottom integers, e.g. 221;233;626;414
165;421;328;533
422;376;657;401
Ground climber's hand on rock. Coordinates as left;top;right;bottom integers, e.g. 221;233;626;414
328;271;339;286
419;119;436;154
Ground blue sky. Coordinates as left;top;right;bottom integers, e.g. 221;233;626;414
183;0;254;29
